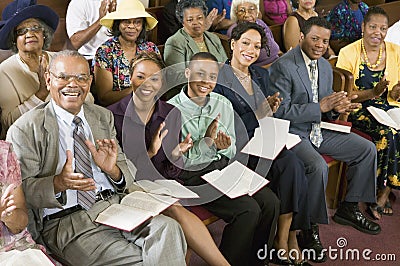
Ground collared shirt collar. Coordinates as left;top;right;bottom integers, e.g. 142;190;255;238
179;85;211;110
51;99;86;127
300;49;318;79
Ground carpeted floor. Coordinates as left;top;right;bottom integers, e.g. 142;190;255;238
190;190;400;265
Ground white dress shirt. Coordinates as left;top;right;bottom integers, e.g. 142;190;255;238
44;100;115;216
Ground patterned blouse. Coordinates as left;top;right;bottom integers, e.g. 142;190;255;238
0;141;44;253
326;0;368;41
94;36;160;91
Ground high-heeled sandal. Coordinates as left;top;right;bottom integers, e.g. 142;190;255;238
366;203;383;220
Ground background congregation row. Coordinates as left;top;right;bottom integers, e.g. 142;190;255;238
1;0;400;265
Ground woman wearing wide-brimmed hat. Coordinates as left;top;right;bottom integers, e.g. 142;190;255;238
93;0;160;106
0;0;94;140
0;0;58;140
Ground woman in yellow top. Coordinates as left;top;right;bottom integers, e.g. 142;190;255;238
337;7;400;219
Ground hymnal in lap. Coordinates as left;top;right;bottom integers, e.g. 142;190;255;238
201;161;269;199
241;117;290;160
367;106;400;130
134;179;199;198
95;191;178;231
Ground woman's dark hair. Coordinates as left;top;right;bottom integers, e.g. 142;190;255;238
301;16;331;36
175;0;208;24
363;6;389;25
130;51;165;75
230;21;268;49
109;18;147;44
8;18;54;53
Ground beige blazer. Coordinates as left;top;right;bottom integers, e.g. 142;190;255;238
6;101;136;242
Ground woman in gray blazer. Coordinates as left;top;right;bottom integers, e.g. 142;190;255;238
163;0;228;85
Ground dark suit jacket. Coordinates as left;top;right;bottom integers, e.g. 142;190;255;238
6;101;136;242
214;62;271;144
268;46;338;139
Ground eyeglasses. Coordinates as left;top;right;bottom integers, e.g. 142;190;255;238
236;6;257;16
15;25;44;36
49;71;90;84
120;19;143;27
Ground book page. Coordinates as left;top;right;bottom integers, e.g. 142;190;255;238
120;191;178;214
286;133;301;149
320;121;351;133
367;106;399;129
243;165;269;196
201;161;266;198
0;249;54;266
154;179;199;198
135;180;172;197
95;203;153;231
387;108;400;126
202;164;248;199
241;117;290;160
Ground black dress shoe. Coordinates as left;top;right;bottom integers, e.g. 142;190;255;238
297;224;327;263
333;203;381;235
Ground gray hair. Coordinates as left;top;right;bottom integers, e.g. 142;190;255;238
230;0;260;23
175;0;208;24
7;18;55;53
49;50;89;72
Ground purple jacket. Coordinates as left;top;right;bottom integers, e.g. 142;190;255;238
108;95;183;181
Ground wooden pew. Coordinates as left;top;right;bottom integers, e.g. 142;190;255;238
269;23;285;52
377;1;400;26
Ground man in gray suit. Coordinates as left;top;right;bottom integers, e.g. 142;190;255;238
269;17;380;262
6;50;187;265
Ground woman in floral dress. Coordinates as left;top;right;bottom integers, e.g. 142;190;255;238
337;7;400;219
93;0;160;106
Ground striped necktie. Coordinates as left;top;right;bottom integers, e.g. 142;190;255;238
309;61;323;148
73;116;96;210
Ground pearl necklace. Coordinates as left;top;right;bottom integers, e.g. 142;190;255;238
361;39;382;69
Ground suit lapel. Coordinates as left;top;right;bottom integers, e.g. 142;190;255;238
317;58;327;99
84;104;108;140
183;30;199;55
294;47;313;102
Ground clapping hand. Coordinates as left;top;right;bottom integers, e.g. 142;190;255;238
99;0;116;19
320;91;361;114
267;92;282;113
36;54;49;101
389;81;400;101
1;184;17;221
255;98;273;119
54;150;96;193
148;122;168;158
171;133;193;160
86;139;120;180
374;75;390;98
206;8;226;31
205;114;231;150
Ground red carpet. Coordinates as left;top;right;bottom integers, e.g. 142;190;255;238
190;190;400;265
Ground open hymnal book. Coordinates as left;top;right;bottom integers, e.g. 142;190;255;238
367;106;400;130
0;249;54;266
201;161;269;199
95;191;178;231
134;179;199;198
241;117;290;160
286;133;301;149
320;121;351;133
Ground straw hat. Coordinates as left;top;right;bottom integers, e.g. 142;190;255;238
100;0;158;30
0;0;59;49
